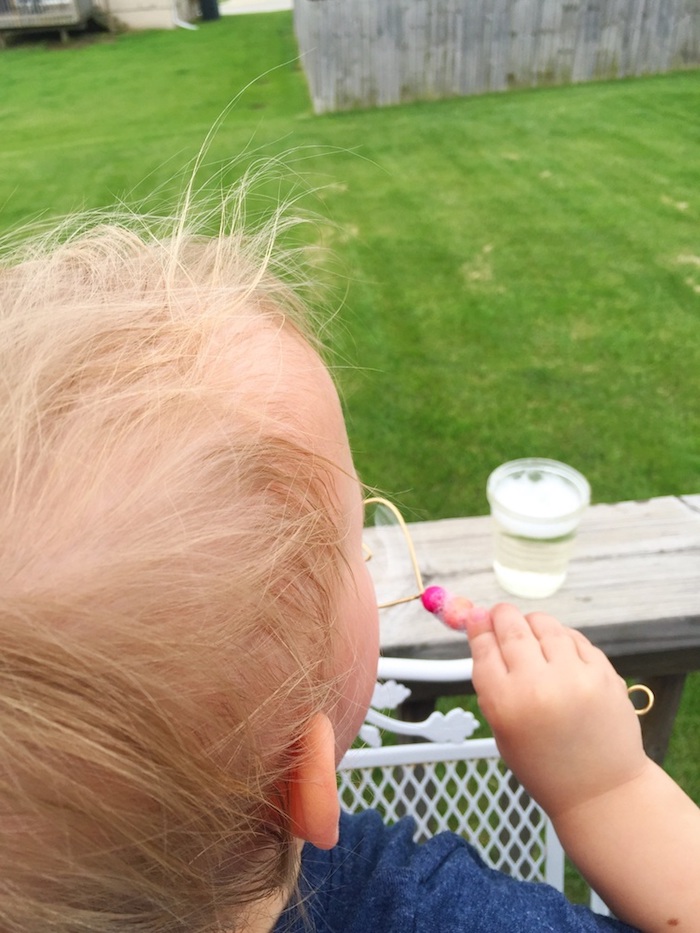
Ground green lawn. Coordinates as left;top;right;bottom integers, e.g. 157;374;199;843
1;16;698;806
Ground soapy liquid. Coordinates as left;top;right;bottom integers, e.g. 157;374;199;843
493;528;575;598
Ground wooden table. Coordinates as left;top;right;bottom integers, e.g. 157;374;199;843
376;494;700;764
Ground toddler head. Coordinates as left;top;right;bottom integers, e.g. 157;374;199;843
0;207;378;932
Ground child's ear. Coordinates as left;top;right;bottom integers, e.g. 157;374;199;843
286;712;340;850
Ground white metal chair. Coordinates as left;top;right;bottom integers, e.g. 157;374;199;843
338;656;610;915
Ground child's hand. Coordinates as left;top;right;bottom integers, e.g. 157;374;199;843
465;603;649;821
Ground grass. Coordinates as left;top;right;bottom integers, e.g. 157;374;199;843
2;19;698;516
0;16;698;809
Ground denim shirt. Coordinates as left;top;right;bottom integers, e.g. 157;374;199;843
274;810;640;933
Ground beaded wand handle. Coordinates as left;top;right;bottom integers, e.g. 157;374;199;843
421;585;471;632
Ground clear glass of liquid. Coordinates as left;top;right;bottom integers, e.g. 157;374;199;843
486;459;590;599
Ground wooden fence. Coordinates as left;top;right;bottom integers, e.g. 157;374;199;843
294;0;700;113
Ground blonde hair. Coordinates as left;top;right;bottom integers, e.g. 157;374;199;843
0;196;344;932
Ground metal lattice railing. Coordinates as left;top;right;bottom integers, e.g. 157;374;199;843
338;738;559;885
0;0;94;32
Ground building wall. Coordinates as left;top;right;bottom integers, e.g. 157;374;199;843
0;0;198;33
103;0;197;29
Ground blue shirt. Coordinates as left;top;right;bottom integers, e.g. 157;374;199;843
274;810;639;932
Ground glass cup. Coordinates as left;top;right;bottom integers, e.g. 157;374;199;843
486;458;590;599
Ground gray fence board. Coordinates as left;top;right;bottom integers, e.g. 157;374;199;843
295;0;700;112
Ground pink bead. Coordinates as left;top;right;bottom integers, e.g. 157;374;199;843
442;596;472;631
421;586;447;614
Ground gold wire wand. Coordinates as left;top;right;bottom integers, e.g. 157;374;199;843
627;683;655;716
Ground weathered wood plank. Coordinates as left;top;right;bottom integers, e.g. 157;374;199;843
639;673;687;762
372;495;700;672
294;0;700;113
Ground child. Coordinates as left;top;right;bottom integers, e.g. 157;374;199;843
0;200;698;933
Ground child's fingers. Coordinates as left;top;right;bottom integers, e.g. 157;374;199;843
528;613;616;677
566;626;624;686
568;626;606;663
527;617;631;711
567;628;630;696
525;611;582;664
488;603;550;672
464;605;493;640
465;607;508;681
